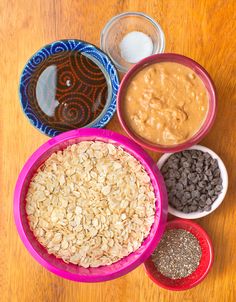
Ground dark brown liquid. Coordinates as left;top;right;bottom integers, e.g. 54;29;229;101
27;51;108;131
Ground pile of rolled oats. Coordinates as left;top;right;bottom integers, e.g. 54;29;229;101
26;141;156;267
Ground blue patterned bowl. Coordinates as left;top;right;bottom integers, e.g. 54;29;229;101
19;39;120;137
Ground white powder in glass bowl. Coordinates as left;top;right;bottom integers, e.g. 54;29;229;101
119;31;153;64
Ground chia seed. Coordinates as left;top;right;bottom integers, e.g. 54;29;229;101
151;229;202;279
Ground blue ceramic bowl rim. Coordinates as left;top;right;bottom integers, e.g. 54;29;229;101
19;39;120;137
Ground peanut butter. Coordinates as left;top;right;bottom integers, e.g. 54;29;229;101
124;62;209;145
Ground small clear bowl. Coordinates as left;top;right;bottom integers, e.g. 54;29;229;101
100;12;165;73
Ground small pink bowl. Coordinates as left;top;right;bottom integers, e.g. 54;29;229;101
14;128;168;282
117;53;217;153
144;219;214;291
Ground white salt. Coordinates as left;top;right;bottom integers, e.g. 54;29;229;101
119;31;153;64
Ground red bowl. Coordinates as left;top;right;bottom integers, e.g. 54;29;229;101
117;53;217;153
143;219;214;291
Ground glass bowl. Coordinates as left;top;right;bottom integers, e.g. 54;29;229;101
14;128;168;282
100;12;165;73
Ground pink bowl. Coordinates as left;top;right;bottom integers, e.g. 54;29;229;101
14;128;168;282
117;53;217;153
144;219;214;291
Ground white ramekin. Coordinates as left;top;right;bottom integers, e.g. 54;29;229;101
157;145;228;219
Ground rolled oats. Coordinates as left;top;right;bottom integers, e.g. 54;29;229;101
26;141;156;267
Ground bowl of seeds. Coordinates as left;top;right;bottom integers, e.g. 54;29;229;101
14;128;168;282
144;219;214;290
157;145;228;219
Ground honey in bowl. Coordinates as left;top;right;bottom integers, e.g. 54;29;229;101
27;51;109;131
123;62;209;146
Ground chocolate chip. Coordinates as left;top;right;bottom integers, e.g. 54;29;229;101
192;176;200;184
191;173;198;181
174;153;181;159
198;156;205;162
161;165;168;173
199;181;206;188
189;205;198;212
183;152;192;160
183;161;191;168
196;167;202;174
211;195;218;202
189;184;195;192
171;198;181;208
182;198;188;205
179;177;188;187
191;190;200;199
183;206;189;213
204;205;212;211
204;152;211;159
176;191;183;199
216;184;223;192
199;200;206;207
206;184;213;191
175;171;180;179
189;173;195;179
211;179;218;185
176;183;183;191
213;169;221;177
181;170;187;177
171;163;179;170
206;170;212;177
184;191;191;200
206;198;212;205
210;158;218;167
169;170;176;178
209;190;215;196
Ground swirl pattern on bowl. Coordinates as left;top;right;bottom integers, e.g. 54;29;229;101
19;40;119;137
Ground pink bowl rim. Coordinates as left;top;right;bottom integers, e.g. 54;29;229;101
14;128;168;282
117;53;217;153
143;218;214;291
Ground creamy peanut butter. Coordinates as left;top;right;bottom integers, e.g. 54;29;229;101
124;62;209;145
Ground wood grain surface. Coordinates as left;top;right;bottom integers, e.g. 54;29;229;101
0;0;235;301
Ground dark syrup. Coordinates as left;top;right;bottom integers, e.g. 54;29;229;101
28;51;108;131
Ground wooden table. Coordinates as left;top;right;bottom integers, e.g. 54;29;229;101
0;0;235;301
